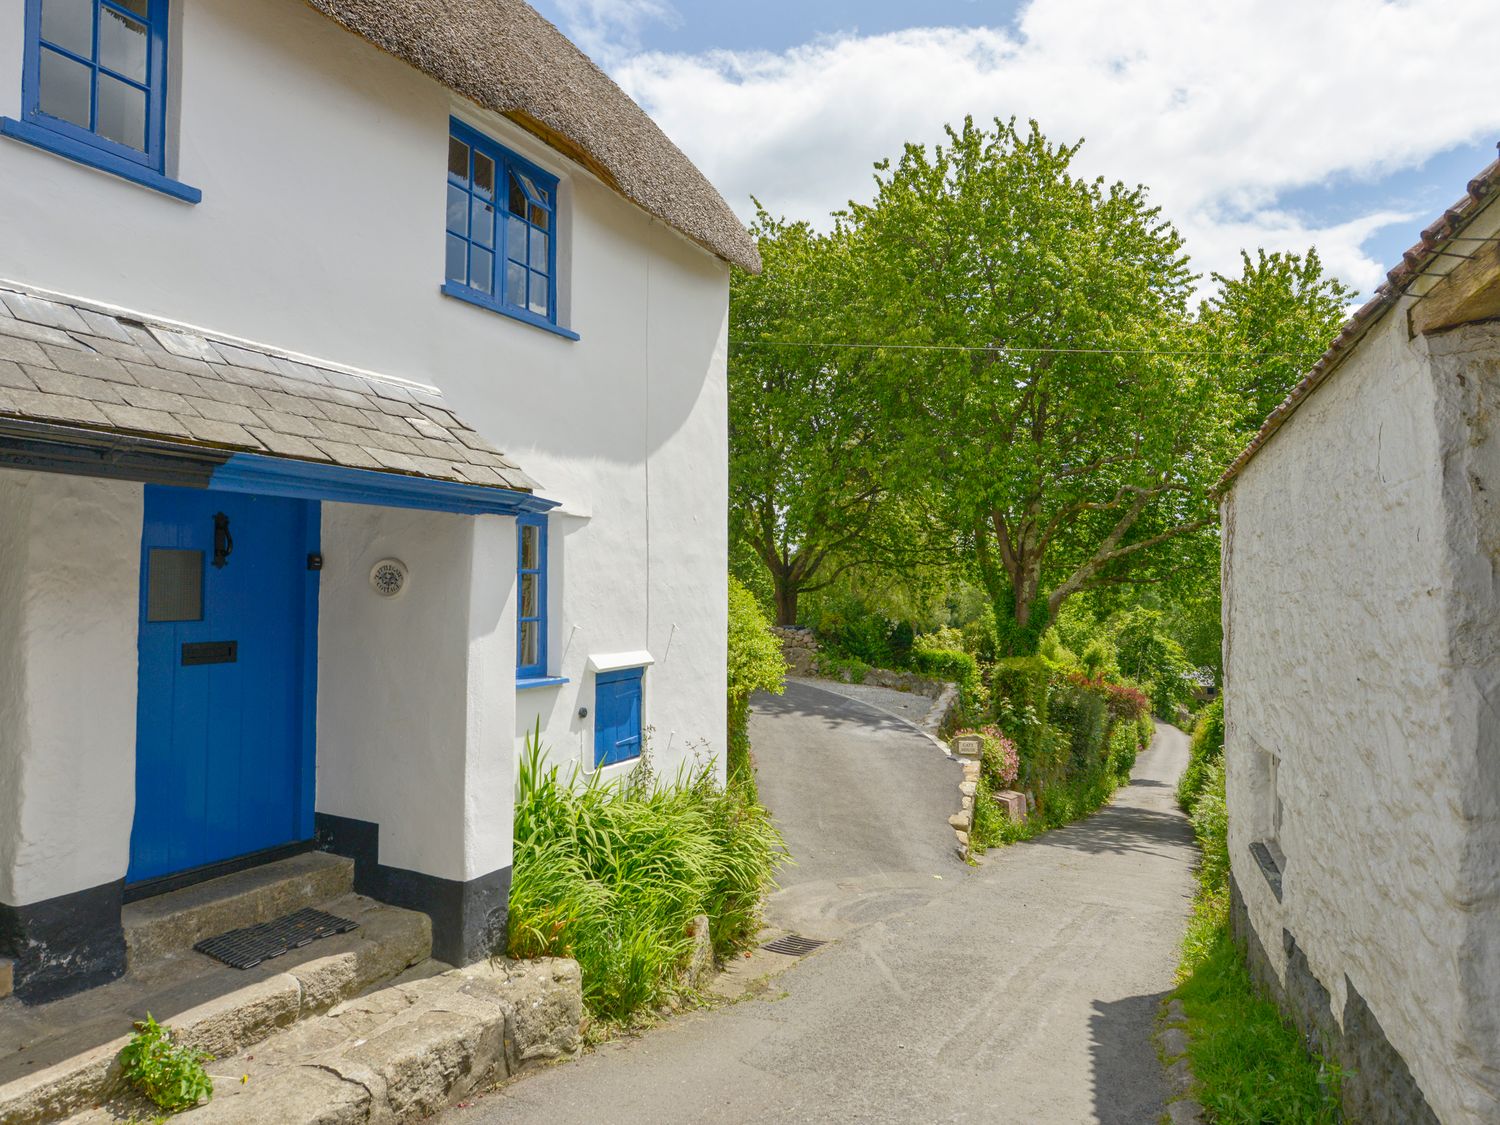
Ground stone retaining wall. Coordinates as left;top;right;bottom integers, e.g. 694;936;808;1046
1230;876;1439;1123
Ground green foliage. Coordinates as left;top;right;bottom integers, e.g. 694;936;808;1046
812;652;871;684
508;736;788;1022
850;117;1231;644
1047;679;1110;774
803;588;901;666
959;603;1000;663
1173;755;1341;1122
970;773;1005;852
990;656;1052;760
910;635;983;712
1111;607;1192;717
117;1014;213;1112
727;577;787;789
983;655;1148;838
1175;932;1343;1124
1177;696;1226;815
1199;247;1355;437
729;212;917;626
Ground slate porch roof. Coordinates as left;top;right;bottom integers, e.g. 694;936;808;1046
0;283;538;493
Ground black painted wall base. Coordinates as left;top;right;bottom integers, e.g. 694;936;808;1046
315;812;510;966
0;880;127;1005
1231;873;1440;1124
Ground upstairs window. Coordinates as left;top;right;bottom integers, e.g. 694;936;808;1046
516;514;547;679
22;0;170;169
445;120;573;338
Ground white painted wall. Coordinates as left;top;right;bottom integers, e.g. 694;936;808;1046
0;471;142;905
1224;297;1500;1122
0;0;732;791
315;504;517;883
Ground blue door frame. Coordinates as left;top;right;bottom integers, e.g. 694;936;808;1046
128;485;320;887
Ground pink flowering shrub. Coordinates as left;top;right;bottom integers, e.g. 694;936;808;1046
958;725;1020;789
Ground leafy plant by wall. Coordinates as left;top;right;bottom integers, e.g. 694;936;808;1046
508;736;788;1022
727;577;788;788
1177;696;1225;814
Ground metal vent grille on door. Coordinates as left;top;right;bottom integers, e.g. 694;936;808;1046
146;549;204;622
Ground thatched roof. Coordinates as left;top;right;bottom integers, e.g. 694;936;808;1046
304;0;760;274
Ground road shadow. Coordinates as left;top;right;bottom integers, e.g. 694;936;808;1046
1090;990;1172;1123
1028;800;1195;860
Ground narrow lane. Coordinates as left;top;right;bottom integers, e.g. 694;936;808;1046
454;684;1195;1124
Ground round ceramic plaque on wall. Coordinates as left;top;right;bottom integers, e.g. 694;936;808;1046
370;558;408;598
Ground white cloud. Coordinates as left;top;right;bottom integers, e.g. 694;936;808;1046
597;0;1500;296
550;0;678;59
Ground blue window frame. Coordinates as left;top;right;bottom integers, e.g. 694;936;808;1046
4;0;196;200
594;668;643;768
443;119;576;340
517;514;547;679
23;0;167;167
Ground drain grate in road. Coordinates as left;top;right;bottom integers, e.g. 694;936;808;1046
762;934;827;957
195;907;359;970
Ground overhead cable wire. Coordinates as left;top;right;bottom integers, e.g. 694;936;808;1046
727;339;1328;359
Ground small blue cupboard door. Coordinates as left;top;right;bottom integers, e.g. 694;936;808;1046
593;668;643;768
128;486;317;885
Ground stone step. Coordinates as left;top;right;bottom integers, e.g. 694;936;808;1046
0;958;13;1001
124;851;356;964
70;958;583;1124
0;892;433;1125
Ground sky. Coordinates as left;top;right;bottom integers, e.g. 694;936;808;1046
531;0;1500;302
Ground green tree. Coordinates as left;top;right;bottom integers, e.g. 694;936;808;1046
852;118;1233;651
1200;248;1354;433
729;212;905;625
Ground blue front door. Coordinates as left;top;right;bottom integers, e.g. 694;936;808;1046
128;486;318;885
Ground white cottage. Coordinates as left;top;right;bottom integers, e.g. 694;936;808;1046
0;0;756;1005
1220;151;1500;1124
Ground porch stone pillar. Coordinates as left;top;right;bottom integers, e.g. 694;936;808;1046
314;504;516;966
0;470;141;1002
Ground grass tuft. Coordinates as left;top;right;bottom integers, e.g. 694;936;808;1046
1173;759;1342;1121
507;731;788;1023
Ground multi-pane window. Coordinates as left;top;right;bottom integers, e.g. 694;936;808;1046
446;121;559;327
24;0;169;168
517;514;547;679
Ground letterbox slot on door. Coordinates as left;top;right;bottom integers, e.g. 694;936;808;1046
181;641;237;666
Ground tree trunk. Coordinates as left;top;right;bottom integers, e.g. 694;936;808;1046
773;576;799;627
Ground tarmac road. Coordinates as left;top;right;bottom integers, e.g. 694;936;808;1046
450;680;1196;1124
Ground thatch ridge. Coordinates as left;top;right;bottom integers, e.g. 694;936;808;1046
304;0;761;274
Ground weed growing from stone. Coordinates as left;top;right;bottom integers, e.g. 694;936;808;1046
117;1013;213;1112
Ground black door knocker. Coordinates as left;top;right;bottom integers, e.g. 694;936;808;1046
212;512;234;569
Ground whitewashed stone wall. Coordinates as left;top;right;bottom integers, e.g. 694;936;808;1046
0;0;732;796
0;471;142;905
1224;303;1500;1122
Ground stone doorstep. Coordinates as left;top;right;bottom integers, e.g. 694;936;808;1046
124;851;356;963
68;958;583;1125
0;893;432;1125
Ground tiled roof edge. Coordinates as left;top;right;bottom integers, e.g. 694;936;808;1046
1215;148;1500;495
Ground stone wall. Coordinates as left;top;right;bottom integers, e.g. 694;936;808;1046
1222;280;1500;1122
1230;876;1439;1123
771;627;950;699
